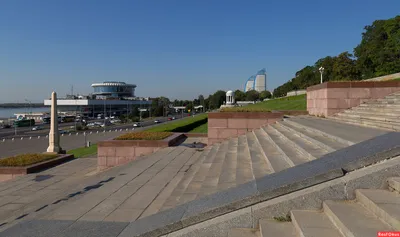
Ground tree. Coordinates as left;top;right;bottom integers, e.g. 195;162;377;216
234;90;246;101
245;90;260;101
354;16;400;78
209;90;226;109
198;95;205;106
259;90;272;100
332;52;360;81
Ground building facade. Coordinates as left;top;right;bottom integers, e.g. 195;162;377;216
43;81;151;118
244;68;267;92
91;81;136;99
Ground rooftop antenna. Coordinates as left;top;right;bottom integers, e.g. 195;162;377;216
71;85;74;96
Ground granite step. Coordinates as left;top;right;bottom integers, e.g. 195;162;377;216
261;126;308;166
217;138;239;190
353;106;400;113
278;120;344;152
284;117;354;146
388;177;400;193
360;102;400;108
329;115;400;131
345;109;400;118
270;123;327;160
163;143;220;208
245;132;274;179
253;128;293;173
355;189;400;229
228;228;260;237
323;200;394;237
337;112;400;124
196;140;230;198
235;135;255;185
291;210;342;237
144;149;207;215
259;219;296;237
295;115;387;143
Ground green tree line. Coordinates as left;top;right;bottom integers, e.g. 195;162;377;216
273;15;400;98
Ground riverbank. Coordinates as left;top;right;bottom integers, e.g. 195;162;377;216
0;107;49;118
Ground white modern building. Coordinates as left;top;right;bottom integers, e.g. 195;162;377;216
43;81;151;118
244;69;267;92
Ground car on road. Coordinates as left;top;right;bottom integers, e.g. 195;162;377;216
31;126;43;131
1;124;11;129
110;119;121;124
168;117;172;121
172;117;176;120
154;120;160;123
133;122;141;127
59;129;67;134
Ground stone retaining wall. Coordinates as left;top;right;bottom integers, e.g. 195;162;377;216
207;112;284;145
307;81;400;117
97;133;185;171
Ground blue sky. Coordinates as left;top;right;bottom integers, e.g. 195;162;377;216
1;0;399;102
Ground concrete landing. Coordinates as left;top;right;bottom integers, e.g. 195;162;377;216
0;142;205;235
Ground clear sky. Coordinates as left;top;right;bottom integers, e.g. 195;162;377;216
1;0;399;103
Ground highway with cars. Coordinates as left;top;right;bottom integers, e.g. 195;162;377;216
0;113;193;158
0;113;190;139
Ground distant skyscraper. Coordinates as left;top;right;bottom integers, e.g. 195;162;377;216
244;69;267;92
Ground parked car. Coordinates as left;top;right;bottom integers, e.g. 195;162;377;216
2;124;11;129
172;117;176;120
168;117;172;121
31;126;43;131
112;119;121;123
59;129;67;134
154;120;160;123
133;123;141;127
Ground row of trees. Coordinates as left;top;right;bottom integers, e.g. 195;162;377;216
144;88;272;116
273;15;400;98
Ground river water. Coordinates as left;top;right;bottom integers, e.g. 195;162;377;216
0;107;49;118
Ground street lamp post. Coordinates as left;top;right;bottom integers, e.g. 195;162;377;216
103;99;106;132
25;99;32;129
319;67;325;84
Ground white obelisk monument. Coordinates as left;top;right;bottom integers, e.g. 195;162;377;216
47;91;62;153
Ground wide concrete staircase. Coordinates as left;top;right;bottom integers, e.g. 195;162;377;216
228;177;400;237
329;91;400;131
158;116;387;212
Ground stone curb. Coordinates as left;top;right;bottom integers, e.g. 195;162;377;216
0;154;75;175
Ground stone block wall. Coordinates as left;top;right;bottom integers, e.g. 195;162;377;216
97;133;185;171
307;81;400;117
207;112;284;145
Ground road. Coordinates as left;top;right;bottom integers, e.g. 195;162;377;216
0;113;190;138
0;113;195;158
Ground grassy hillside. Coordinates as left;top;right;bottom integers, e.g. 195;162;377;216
221;94;306;112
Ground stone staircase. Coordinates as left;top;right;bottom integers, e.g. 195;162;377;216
329;91;400;131
228;177;400;237
157;116;387;212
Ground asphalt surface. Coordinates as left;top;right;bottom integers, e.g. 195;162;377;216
0;113;194;158
0;114;189;138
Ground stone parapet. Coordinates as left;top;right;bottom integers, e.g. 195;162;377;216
307;81;400;117
207;112;284;145
97;133;185;171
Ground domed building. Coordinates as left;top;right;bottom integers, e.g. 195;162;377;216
220;90;238;108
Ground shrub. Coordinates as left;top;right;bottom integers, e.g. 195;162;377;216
220;107;271;112
0;153;58;167
146;114;208;133
114;131;173;140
